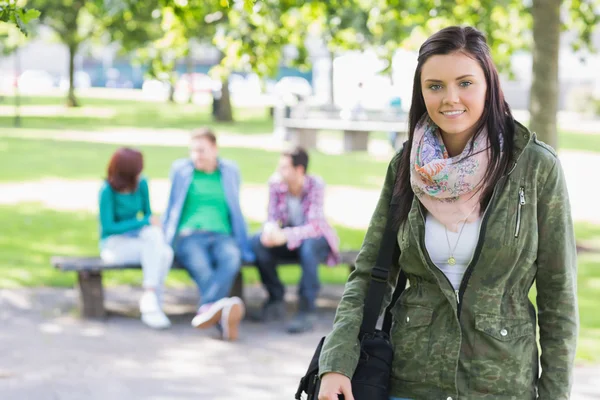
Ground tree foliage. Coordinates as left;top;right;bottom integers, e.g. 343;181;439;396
0;1;39;36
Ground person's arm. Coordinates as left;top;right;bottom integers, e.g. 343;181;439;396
281;179;326;249
140;178;152;217
535;157;578;399
232;165;255;262
99;185;149;236
162;162;178;228
266;181;280;224
318;152;402;378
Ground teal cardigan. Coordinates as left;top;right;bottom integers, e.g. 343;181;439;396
98;177;151;240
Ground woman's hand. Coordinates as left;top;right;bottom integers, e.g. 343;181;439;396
150;215;162;227
318;372;354;400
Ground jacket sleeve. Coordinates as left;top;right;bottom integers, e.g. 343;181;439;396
234;165;255;263
140;178;152;217
162;162;178;228
318;152;403;378
266;182;280;224
535;157;578;399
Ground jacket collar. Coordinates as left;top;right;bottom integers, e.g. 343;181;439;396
511;120;533;170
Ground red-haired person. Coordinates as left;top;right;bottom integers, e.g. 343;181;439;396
99;148;173;329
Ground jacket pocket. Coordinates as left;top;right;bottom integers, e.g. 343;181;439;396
469;314;536;395
390;304;434;383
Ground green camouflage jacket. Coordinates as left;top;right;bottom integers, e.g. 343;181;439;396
319;122;578;399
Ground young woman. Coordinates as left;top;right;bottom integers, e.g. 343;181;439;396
318;26;578;400
99;148;174;329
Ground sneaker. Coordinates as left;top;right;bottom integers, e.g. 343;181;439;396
139;291;171;330
249;300;286;322
286;311;317;334
220;297;245;341
191;298;229;329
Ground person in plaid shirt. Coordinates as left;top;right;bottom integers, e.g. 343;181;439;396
250;146;340;333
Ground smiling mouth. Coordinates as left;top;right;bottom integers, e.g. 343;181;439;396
440;110;466;116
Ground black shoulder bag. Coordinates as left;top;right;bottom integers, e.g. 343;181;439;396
295;201;407;400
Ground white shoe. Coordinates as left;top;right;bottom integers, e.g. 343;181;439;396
139;291;171;330
191;297;230;329
220;297;245;341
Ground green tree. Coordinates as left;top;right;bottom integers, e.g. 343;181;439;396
529;0;600;148
349;0;598;149
0;1;39;36
152;0;307;121
34;0;102;107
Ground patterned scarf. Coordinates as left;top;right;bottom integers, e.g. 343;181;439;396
410;114;490;232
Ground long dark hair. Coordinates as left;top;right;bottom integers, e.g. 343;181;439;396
106;147;143;192
393;26;515;228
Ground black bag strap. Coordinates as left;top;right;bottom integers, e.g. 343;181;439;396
359;143;409;337
359;203;406;336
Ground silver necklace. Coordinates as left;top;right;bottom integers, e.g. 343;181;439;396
444;206;477;266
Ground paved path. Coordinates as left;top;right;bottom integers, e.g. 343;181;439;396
0;286;598;400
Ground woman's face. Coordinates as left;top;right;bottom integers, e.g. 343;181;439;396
420;51;487;141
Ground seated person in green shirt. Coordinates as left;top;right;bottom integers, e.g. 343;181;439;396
163;128;255;341
99;148;173;330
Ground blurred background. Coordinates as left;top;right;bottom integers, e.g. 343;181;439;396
0;1;599;399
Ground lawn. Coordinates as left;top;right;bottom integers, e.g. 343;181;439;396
0;136;389;188
1;94;599;152
0;94;273;133
1;202;599;362
0;203;365;289
0;92;599;362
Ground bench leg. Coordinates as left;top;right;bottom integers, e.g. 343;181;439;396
289;128;318;150
77;271;106;319
343;130;369;152
229;271;244;302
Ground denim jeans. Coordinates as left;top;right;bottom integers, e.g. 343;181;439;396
174;231;241;307
251;233;330;311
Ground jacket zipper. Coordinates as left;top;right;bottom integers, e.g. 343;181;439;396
456;187;496;317
514;187;526;238
456;172;513;318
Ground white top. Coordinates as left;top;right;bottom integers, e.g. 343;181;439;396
424;214;482;291
286;194;304;227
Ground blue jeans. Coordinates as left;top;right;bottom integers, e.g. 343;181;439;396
174;231;241;307
251;234;329;311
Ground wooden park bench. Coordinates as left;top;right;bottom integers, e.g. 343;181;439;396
281;117;408;152
51;250;359;319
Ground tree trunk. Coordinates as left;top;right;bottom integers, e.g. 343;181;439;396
216;76;233;122
168;71;176;103
328;49;335;106
67;43;79;108
529;0;561;149
186;49;194;104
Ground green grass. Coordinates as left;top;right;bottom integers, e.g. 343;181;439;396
575;252;600;363
0;136;389;188
0;203;365;289
560;131;600;153
0;95;272;133
1;95;599;152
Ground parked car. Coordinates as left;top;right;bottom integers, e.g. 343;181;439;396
17;70;55;93
105;68;134;89
59;71;92;90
